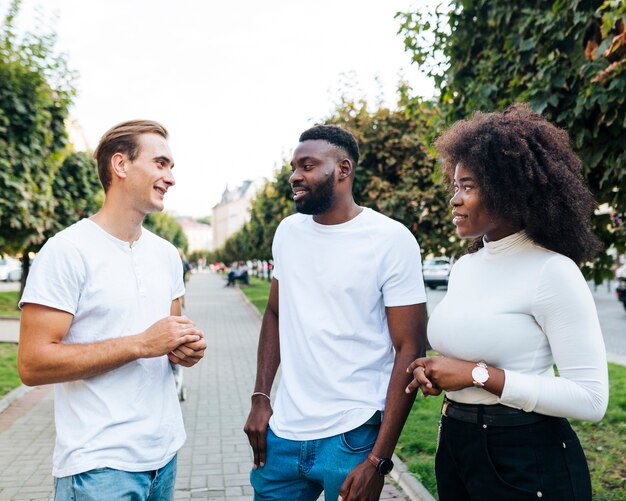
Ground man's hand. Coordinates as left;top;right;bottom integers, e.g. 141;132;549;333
139;316;203;358
168;337;207;367
338;460;384;501
243;396;273;468
19;307;203;385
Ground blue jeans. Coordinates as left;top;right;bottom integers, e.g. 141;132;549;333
54;455;177;501
250;415;380;500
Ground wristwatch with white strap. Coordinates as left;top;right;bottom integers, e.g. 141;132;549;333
471;361;490;387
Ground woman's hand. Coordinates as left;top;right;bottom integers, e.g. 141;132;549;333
406;356;475;396
405;357;441;396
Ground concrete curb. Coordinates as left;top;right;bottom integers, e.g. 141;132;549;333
0;384;32;415
390;453;436;501
607;352;626;366
238;286;437;501
237;285;264;320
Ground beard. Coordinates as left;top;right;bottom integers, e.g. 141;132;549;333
294;174;336;215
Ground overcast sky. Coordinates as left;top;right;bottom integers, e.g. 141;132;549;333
7;0;436;217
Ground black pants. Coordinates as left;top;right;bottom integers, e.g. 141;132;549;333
436;413;592;500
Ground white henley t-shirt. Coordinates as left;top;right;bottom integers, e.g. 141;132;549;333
20;219;186;477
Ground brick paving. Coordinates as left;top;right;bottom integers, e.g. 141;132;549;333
0;272;408;500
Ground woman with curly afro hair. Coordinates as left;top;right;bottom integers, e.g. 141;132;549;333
406;104;608;500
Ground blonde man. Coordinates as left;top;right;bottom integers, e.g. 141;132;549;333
18;120;206;500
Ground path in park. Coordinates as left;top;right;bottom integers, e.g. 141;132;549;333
0;272;413;500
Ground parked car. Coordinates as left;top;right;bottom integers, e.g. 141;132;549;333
7;265;22;282
422;257;452;290
616;264;626;312
0;257;21;282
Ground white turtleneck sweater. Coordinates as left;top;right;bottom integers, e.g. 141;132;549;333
428;231;608;422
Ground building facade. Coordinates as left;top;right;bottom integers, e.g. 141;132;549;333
212;179;265;250
178;218;213;252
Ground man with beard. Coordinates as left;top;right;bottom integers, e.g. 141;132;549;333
244;124;427;500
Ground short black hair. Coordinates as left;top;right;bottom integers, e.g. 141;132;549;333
299;124;360;166
435;103;601;264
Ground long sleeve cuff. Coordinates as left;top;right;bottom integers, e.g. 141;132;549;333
499;370;540;413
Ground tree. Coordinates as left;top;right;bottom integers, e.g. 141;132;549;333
47;151;103;235
188;249;208;264
16;151;103;291
196;215;212;225
0;0;75;255
244;166;294;260
212;168;293;263
397;0;626;278
326;92;459;258
213;92;459;263
144;212;189;252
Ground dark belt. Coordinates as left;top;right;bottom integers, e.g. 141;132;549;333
442;398;548;427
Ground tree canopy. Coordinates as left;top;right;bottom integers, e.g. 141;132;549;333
0;0;75;255
397;0;626;277
211;167;293;263
46;151;103;238
209;0;626;280
326;93;459;258
211;94;455;264
144;212;189;253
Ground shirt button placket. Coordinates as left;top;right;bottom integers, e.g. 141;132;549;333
131;247;146;297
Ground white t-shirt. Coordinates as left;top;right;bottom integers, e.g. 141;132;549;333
428;231;608;421
20;219;186;477
269;208;427;440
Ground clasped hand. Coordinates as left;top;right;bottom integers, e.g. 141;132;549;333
168;335;206;367
142;315;207;367
405;356;474;396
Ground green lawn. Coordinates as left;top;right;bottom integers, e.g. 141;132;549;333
0;343;20;398
0;292;22;398
570;363;626;499
240;276;271;313
0;291;20;318
397;363;626;500
396;392;444;496
0;291;22;398
241;279;626;499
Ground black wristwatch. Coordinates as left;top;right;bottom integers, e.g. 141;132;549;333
367;452;394;476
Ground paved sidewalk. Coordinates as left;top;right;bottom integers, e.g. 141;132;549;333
0;273;412;500
0;317;19;343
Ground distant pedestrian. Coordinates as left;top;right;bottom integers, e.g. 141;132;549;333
226;261;238;286
244;124;427;500
179;248;191;284
18;120;206;500
178;247;191;308
406;104;609;500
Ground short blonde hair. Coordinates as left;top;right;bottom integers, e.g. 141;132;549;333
93;120;168;191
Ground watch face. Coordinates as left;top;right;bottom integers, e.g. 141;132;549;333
379;458;394;475
472;366;489;383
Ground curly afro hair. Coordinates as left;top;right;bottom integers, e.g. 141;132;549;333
434;103;601;264
299;124;360;167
